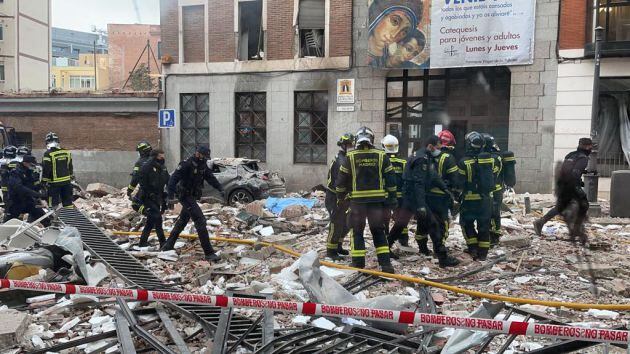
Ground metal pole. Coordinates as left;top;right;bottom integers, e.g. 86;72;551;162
584;26;604;217
93;41;97;90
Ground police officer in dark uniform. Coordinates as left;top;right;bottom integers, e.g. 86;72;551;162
4;155;50;226
127;141;153;198
42;132;74;209
325;133;354;260
336;127;396;273
133;149;170;248
390;136;460;268
457;132;495;261
161;146;224;262
534;138;592;237
381;134;409;251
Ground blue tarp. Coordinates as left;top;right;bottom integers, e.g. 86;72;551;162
265;197;317;215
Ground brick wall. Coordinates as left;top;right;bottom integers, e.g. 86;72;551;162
0;114;159;151
160;0;179;63
329;0;352;57
559;0;586;50
267;0;294;60
208;0;235;62
108;24;161;89
183;5;205;63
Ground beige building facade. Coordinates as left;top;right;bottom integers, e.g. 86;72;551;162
0;0;51;93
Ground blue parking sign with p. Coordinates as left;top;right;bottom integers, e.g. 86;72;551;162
159;109;176;128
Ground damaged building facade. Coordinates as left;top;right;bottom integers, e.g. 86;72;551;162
555;0;630;182
160;0;560;193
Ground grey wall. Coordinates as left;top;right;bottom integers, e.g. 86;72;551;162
34;149;137;189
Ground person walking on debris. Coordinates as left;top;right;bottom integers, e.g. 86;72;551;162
4;155;50;226
457;131;495;261
162;145;225;262
389;136;460;268
336;127;396;273
132;149;170;248
533;138;592;239
42;132;74;209
325;133;354;261
482;134;503;247
381;135;409;254
127;141;153;198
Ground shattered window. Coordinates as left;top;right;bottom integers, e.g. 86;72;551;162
298;0;325;57
238;0;264;61
294;91;328;164
180;93;209;159
235;92;267;161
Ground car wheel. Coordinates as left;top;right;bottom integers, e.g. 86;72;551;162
229;189;254;205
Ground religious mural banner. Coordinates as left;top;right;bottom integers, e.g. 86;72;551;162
368;0;536;69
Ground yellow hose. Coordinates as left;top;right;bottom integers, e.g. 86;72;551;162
112;230;630;311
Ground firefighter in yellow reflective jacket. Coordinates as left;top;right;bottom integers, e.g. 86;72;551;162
127;141;153;198
325;133;354;260
42;132;74;209
482;133;504;247
416;135;460;261
457;131;495;261
336;127;396;273
381;135;409;252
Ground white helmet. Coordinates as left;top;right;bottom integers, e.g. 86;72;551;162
381;135;399;154
355;127;375;147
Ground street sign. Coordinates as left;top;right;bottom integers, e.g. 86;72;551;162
159;109;176;128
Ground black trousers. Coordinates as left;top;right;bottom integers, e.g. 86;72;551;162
460;197;492;251
491;189;503;237
384;203;409;246
48;183;74;208
350;202;390;266
325;190;349;250
164;195;215;256
4;203;51;227
390;201;448;255
133;198;165;246
541;186;589;238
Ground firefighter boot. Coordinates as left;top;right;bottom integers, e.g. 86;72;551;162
490;233;501;248
380;262;395;274
351;258;365;269
438;253;461;268
326;249;344;261
417;239;431;256
337;244;349;256
465;245;479;260
476;248;489;261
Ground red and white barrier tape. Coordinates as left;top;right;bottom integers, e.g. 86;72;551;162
2;279;628;345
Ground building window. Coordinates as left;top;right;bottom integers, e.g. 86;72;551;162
294;91;328;164
180;93;210;159
298;0;325;57
69;76;95;89
0;26;3;41
589;0;630;42
595;77;630;176
0;64;4;82
386;68;510;159
238;0;264;60
235;93;267;161
15;132;32;149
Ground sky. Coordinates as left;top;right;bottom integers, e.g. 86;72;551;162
52;0;160;33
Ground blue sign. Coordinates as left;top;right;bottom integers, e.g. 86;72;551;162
159;109;176;128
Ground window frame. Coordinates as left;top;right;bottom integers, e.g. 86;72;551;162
0;64;5;82
180;93;210;159
588;0;630;42
0;25;4;41
293;90;328;165
235;92;267;162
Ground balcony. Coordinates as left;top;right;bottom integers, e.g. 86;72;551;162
585;0;630;57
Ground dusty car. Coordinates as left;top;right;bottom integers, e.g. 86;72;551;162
203;158;286;205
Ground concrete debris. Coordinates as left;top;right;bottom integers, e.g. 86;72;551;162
0;310;29;347
574;263;618;278
500;235;532;248
311;317;336;330
86;183;121;197
587;309;620;320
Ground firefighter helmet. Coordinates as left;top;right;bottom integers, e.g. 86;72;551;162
438;130;456;147
3;146;17;159
355;127;375;147
136;141;153;155
482;133;499;152
465;131;485;150
45;132;59;143
381;135;399;154
337;133;355;147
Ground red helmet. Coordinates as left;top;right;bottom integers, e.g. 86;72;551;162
438;130;456;146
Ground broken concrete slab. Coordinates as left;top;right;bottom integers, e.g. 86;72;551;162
500;235;532;248
0;309;29;347
280;204;309;219
573;263;618;278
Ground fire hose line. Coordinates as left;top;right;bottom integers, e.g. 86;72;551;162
112;231;630;311
1;278;629;345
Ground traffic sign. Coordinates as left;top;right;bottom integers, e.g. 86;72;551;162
159;109;176;128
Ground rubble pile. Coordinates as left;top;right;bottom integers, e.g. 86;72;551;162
2;188;630;353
